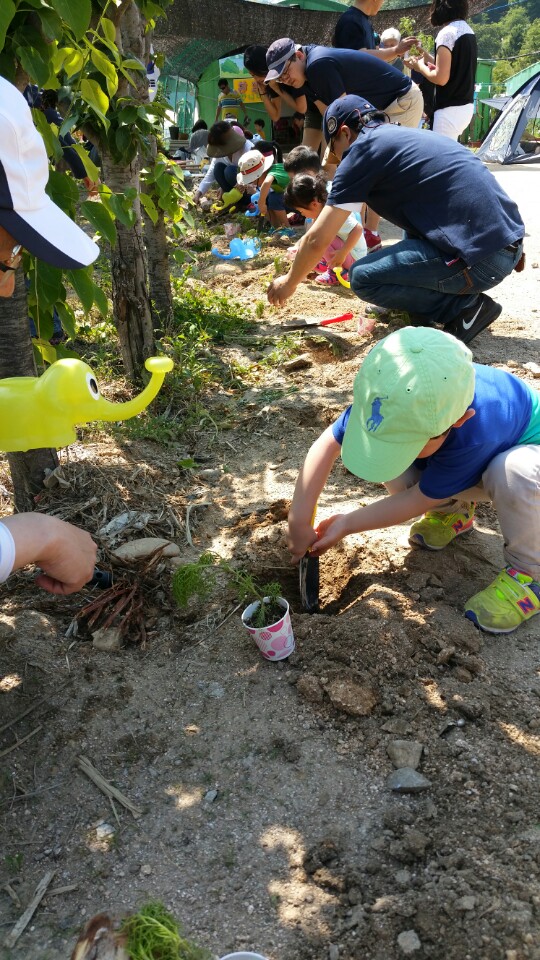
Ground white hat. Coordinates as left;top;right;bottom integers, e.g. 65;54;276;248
237;149;274;185
0;77;99;269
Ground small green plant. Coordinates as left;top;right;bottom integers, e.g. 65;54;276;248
273;254;288;276
122;902;210;960
255;300;265;318
172;553;283;628
4;852;23;874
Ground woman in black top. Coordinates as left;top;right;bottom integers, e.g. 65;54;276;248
408;0;477;141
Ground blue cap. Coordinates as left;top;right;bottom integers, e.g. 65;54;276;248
323;94;378;143
265;38;298;82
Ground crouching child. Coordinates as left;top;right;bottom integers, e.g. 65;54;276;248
288;326;540;633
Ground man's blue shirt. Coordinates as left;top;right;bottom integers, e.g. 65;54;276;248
303;45;410;110
328;123;524;265
332;365;539;498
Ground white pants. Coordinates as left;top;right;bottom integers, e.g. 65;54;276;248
432;103;474;140
384;445;540;580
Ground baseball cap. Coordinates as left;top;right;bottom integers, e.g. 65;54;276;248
265;38;300;82
323;94;379;143
237;150;274;185
341;327;475;482
0;77;99;269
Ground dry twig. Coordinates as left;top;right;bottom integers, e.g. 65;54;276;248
77;756;142;819
4;870;56;949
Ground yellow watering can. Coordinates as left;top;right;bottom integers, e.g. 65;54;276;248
334;267;351;290
0;356;174;452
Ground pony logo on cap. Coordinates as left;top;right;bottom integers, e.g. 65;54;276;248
326;115;338;136
366;396;388;432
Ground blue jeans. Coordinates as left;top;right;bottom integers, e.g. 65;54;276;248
349;237;522;325
213;160;238;192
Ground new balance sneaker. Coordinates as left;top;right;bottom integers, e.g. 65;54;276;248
364;228;382;253
465;567;540;634
409;503;475;551
444;294;502;345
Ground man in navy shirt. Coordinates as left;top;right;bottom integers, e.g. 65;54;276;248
333;0;417;62
267;95;524;343
265;39;423;130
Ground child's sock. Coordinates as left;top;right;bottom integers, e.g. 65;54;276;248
507;566;540;600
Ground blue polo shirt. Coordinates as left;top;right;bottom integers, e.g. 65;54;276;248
328;123;524;265
332;365;540;499
303;45;410;110
333;7;376;50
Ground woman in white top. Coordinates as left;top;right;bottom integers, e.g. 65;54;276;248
408;0;477;140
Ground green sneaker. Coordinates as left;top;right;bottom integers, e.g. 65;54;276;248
409;503;475;551
465;567;540;634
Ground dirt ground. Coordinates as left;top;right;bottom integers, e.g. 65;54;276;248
1;164;539;960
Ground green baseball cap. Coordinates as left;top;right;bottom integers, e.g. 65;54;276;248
341;326;475;482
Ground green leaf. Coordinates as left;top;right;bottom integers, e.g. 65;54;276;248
92;283;109;318
67;268;94;313
39;9;64;42
62;46;84;78
121;58;145;71
0;0;15;52
72;144;100;182
33;338;58;366
81;78;109;115
100;17;116;44
45;169;79;212
18;46;50;87
50;0;91;40
31;263;65;313
139;192;159;225
31;109;63;162
107;193;137;228
81;200;117;246
115;125;133;156
55;301;77;340
90;47;118;98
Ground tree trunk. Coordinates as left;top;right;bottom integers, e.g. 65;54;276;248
142;184;173;335
100;3;155;381
101;151;155;380
0;271;58;512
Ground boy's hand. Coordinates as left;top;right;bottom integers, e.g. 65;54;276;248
259;202;267;216
310;514;351;556
268;275;296;305
287;524;318;564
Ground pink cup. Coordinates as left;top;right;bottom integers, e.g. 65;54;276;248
242;597;295;661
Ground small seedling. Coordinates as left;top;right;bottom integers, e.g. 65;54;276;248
172;553;283;628
122;902;210;960
4;852;23;874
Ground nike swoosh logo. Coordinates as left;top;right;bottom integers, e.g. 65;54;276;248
462;305;483;330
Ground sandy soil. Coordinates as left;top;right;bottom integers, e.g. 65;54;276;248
0;163;539;960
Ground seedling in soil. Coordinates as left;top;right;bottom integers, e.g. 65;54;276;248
122;901;210;960
172;552;283;628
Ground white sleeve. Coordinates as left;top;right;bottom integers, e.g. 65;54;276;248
197;158;217;196
0;522;16;582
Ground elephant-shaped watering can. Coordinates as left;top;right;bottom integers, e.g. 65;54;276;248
0;356;174;452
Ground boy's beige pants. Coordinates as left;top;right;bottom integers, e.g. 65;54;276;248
384;444;540;581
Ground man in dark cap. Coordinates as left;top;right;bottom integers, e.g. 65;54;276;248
267;96;524;344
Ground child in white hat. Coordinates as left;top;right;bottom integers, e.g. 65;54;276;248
237;149;291;230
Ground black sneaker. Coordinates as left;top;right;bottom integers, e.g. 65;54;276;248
444;294;502;344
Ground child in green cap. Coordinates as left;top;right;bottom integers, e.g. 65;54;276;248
288;326;540;634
